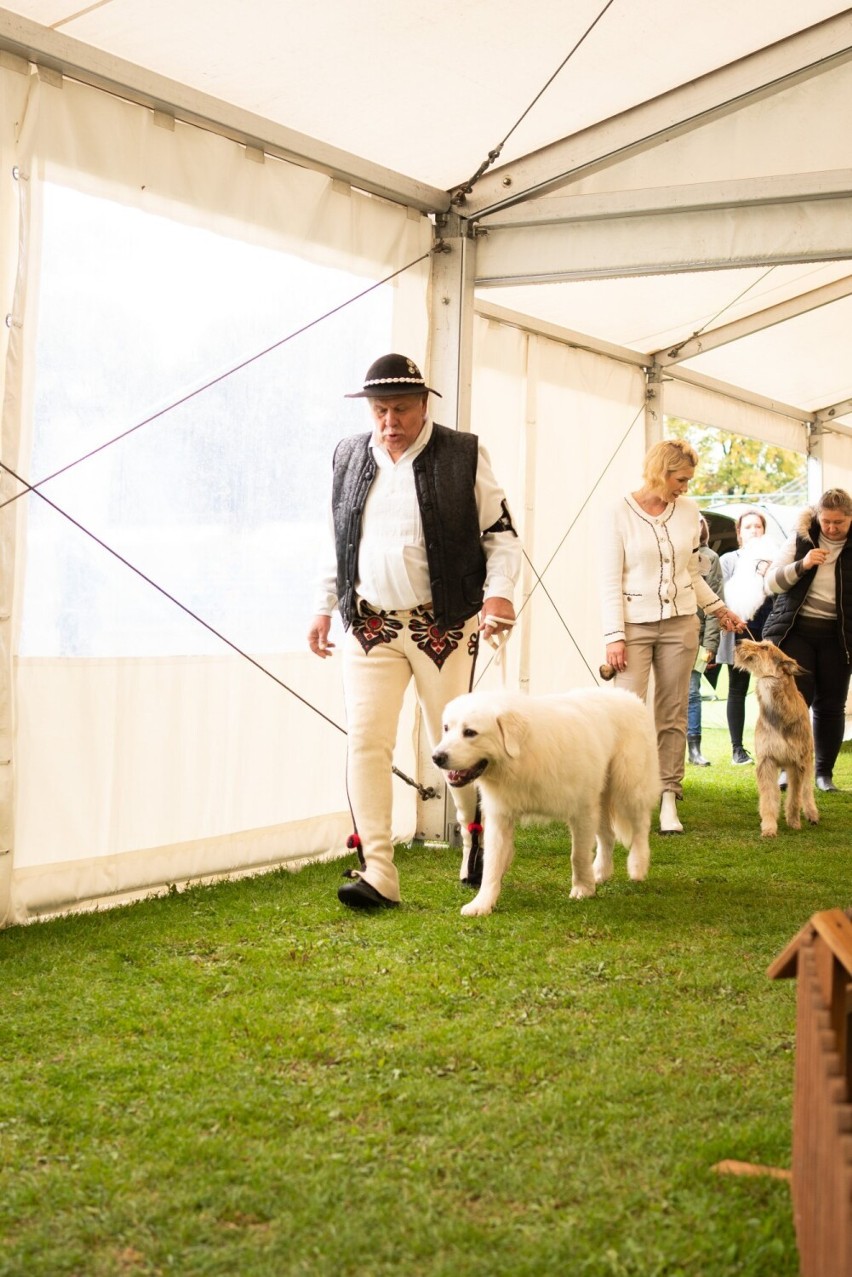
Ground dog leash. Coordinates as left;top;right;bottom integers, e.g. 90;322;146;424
483;615;515;685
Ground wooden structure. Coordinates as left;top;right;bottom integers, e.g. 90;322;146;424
768;908;852;1277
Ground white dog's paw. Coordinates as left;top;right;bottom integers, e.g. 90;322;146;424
626;853;649;882
461;897;495;917
592;859;613;884
569;883;596;900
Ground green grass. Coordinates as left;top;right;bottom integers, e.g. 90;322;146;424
1;724;849;1276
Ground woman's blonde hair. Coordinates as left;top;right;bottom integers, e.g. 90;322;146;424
642;438;699;494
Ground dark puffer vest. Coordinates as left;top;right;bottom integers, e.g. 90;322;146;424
762;508;852;663
331;424;486;630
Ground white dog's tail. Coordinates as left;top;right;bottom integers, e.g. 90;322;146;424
604;708;661;846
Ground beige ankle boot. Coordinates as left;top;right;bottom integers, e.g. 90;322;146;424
659;791;683;834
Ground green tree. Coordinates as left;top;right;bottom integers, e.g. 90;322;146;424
665;416;805;498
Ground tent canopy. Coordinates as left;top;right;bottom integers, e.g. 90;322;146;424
2;2;852;926
3;1;852;426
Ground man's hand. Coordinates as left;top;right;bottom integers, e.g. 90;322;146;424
308;615;335;658
479;597;516;647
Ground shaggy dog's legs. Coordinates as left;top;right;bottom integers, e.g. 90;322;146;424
784;768;804;830
568;807;599;899
592;814;615;885
801;779;820;827
756;757;781;837
625;811;652;883
461;808;516;917
785;767;819;829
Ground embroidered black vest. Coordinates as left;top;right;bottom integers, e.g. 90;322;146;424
331;424;486;630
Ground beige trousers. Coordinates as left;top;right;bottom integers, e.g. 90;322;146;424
342;606;480;901
613;614;699;798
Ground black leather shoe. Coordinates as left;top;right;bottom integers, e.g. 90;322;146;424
816;775;839;793
337;878;398;909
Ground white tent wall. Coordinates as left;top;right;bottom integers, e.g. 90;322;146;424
0;63;433;926
663;377;810;453
0;53;31;919
2;9;852;927
471;313;647;696
817;428;852;497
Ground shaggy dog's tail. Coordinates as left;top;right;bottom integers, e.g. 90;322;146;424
604;708;661;847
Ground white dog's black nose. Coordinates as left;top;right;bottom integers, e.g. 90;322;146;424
432;750;448;768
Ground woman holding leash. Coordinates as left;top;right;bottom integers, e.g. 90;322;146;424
601;438;743;834
715;509;775;767
763;487;852;793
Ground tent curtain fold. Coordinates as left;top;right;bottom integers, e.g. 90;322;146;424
0;62;430;926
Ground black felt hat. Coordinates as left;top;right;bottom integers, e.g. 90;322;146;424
345;353;441;399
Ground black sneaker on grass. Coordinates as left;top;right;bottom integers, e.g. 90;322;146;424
731;746;752;766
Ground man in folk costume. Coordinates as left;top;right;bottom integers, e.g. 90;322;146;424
307;354;522;908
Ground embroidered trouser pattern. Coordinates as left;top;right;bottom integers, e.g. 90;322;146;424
343;605;480;901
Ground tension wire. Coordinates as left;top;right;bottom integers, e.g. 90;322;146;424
0;248;434;513
0;458;434;800
474;399;644;687
666;266;777;360
452;0;618;202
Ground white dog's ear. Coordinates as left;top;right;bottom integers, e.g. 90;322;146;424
496;711;526;759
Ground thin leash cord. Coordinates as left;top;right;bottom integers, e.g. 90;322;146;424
474;400;644;687
0;458;435;799
0;249;434;513
453;0;618;199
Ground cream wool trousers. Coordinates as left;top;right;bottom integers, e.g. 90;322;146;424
613;614;700;798
342;607;481;901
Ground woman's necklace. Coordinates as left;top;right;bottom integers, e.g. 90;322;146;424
633;488;669;517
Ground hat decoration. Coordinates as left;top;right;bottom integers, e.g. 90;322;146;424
345;353;442;399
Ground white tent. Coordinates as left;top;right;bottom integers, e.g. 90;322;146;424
2;2;851;925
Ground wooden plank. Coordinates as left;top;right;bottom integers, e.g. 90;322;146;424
812;910;852;977
768;917;814;980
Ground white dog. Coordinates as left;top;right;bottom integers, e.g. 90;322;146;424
432;687;661;916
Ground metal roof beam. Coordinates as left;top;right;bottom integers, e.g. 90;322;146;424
0;7;449;215
814;399;852;426
483;171;852;229
474;198;852;285
458;11;852;219
657;274;852;365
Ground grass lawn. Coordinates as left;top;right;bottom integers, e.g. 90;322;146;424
1;692;849;1276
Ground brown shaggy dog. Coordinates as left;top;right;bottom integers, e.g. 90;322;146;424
733;639;819;837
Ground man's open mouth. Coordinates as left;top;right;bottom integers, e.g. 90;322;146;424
445;760;487;787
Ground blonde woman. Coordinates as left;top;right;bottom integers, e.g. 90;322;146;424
601;438;743;833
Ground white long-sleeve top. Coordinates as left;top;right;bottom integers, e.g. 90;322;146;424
313;419;522;616
765;530;843;622
600;493;724;643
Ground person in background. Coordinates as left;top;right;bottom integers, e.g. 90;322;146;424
762;488;852;792
715;509;774;765
601;438;743;834
686;515;722;767
307;353;522;908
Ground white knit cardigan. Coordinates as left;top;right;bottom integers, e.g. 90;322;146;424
600;493;724;643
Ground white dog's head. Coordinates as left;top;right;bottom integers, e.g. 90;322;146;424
432;692;527;787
